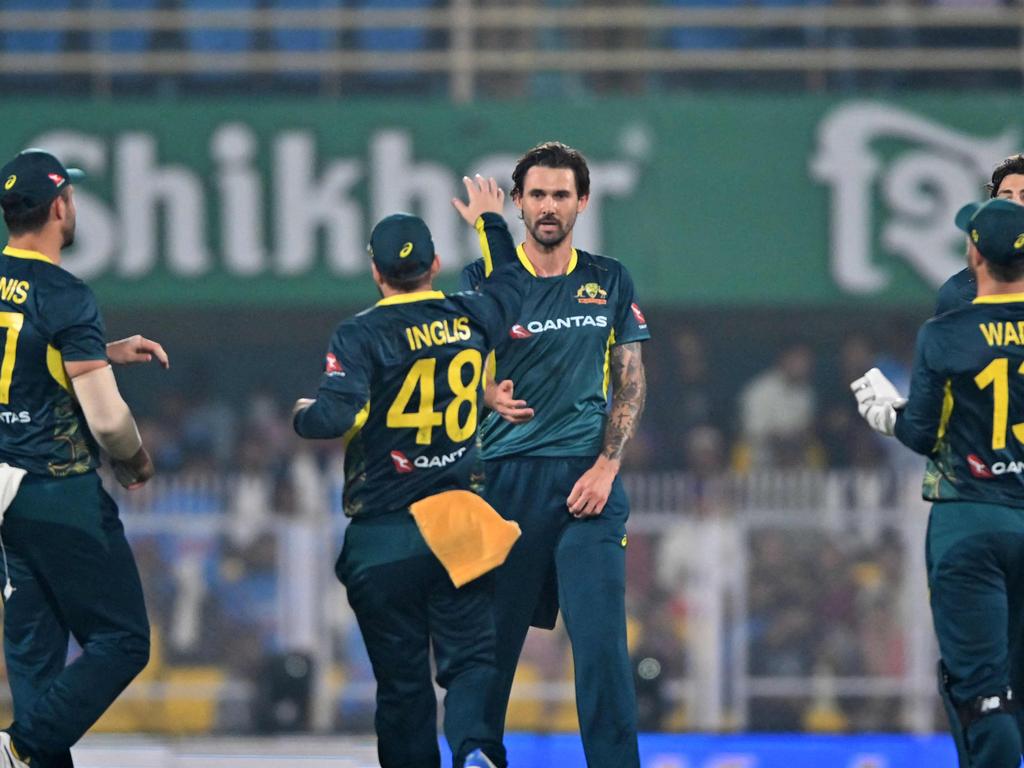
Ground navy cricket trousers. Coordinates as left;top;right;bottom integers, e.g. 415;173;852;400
1;472;150;768
482;456;640;768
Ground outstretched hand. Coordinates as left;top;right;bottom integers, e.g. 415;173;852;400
451;174;506;226
107;335;170;369
484;379;534;424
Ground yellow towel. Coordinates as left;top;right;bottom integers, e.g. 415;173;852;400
409;490;521;588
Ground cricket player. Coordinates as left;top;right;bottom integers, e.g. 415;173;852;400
0;149;165;768
936;154;1024;315
853;197;1024;767
292;213;526;768
456;142;649;768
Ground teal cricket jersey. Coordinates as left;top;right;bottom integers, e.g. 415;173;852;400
896;293;1024;506
294;267;524;518
460;215;650;461
0;246;104;478
935;267;976;316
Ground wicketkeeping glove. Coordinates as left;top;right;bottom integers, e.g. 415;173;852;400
850;367;907;437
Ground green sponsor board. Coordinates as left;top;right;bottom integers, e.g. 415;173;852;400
0;97;1010;308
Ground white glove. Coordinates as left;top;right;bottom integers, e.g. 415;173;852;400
850;367;908;437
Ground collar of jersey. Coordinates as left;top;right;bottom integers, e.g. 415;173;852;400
376;290;445;307
973;292;1024;304
3;245;53;264
516;244;578;277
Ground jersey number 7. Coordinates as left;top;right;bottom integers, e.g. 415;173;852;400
0;312;23;404
386;349;483;445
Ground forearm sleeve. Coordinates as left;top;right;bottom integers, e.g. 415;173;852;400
476;212;519;276
293;390;365;440
71;365;142;460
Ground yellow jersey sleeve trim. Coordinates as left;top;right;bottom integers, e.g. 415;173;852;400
376;290;445;307
973;292;1024;304
476;217;494;277
46;345;71;392
514;244;578;277
484;349;497;388
602;329;616;399
342;401;370;446
3;245;52;264
934;378;954;450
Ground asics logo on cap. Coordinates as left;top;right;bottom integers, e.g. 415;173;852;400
3;176;14;191
399;242;414;259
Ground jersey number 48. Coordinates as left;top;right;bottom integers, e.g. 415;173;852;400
386;349;483;445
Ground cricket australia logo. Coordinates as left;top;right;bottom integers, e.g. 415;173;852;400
811;102;1019;294
575;282;608;305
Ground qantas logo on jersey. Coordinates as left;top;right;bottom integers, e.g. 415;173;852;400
991;461;1024;476
512;316;609;337
390;446;468;474
0;411;30;424
324;353;345;376
390;450;414;474
415;446;468;469
967;454;994;479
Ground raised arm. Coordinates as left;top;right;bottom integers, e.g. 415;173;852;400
452;174;519;275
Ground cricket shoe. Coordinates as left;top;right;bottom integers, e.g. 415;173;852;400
464;748;498;768
0;732;28;768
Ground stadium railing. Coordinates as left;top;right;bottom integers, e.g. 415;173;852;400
0;5;1021;99
0;466;940;735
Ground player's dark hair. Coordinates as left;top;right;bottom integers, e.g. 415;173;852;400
2;188;68;236
382;268;432;293
511;141;590;199
985;258;1024;283
987;154;1024;197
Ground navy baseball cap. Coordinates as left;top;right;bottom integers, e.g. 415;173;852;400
955;198;1024;264
368;213;435;280
0;149;85;215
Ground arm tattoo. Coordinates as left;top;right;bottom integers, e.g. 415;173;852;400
602;341;646;461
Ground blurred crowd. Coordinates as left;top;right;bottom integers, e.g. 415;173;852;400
85;311;932;734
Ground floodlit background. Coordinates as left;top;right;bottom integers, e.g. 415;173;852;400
0;1;1015;764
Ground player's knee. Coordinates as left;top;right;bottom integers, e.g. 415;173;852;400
968;711;1022;768
102;629;150;678
123;632;150;677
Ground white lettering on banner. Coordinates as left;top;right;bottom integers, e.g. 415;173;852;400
212;123;266;276
117;133;211;277
371;130;458;271
273;131;364;275
811;102;1019;294
27;125;644;281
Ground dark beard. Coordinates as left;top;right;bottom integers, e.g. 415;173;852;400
529;219;569;247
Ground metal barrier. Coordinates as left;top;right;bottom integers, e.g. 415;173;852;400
32;467;939;734
0;5;1021;100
